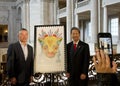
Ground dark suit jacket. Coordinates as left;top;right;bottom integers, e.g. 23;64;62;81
7;42;34;84
67;40;90;86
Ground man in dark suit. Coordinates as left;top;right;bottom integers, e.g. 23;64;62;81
66;27;90;86
7;29;34;86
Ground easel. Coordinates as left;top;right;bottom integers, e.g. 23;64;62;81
33;72;68;86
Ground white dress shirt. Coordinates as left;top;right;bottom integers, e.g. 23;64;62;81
20;41;28;60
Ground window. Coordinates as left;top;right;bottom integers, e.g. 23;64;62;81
88;22;91;37
110;17;119;36
0;25;8;42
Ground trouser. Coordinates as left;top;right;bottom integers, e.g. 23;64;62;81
68;77;88;86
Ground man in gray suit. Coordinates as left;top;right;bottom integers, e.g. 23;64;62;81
7;29;34;86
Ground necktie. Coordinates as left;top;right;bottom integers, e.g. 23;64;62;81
74;44;77;51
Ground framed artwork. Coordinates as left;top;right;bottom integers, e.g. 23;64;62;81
34;25;66;73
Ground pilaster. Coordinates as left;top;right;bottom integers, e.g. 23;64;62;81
103;6;108;32
90;0;98;43
66;0;72;43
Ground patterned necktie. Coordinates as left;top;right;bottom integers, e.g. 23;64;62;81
74;44;77;51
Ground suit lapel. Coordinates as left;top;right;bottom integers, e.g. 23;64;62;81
17;42;26;61
26;45;30;61
70;42;74;57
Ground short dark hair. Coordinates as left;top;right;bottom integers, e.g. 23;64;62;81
18;28;28;35
20;28;27;31
71;27;80;34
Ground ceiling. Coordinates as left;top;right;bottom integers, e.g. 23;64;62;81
0;0;119;19
78;11;90;20
107;2;120;16
59;0;66;9
77;2;120;20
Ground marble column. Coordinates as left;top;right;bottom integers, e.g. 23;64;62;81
25;0;30;42
103;6;108;32
43;0;50;24
75;0;79;30
40;0;44;24
90;0;98;43
75;13;79;27
71;0;75;27
16;7;21;35
98;0;101;32
67;0;72;43
54;0;58;24
29;0;42;44
8;6;17;43
25;0;30;30
49;0;54;24
80;21;84;41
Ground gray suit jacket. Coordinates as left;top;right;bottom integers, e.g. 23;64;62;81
7;42;34;83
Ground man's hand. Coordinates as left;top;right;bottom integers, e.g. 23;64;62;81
66;73;70;78
80;74;86;80
10;77;17;85
30;76;33;82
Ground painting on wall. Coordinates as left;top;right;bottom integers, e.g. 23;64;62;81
34;25;66;73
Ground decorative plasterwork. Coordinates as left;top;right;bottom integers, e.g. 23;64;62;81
0;6;9;24
0;6;8;11
0;16;8;24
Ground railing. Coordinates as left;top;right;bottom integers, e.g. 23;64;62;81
77;0;90;8
1;54;120;86
0;48;7;85
58;7;66;15
0;48;7;63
